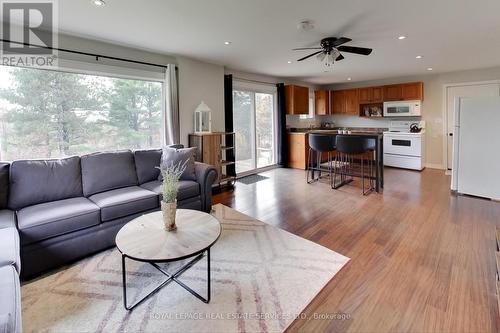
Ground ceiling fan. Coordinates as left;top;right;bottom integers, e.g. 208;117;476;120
293;37;372;67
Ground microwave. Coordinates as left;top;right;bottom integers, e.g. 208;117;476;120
383;101;422;117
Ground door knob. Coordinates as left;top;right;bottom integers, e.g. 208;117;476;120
449;133;453;137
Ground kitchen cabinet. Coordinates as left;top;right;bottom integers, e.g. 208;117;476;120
384;84;403;101
287;133;329;169
344;89;359;115
314;90;330;115
332;90;344;114
285;85;309;115
359;87;383;104
372;86;384;102
331;89;358;115
358;87;372;104
384;82;424;101
330;81;424;118
402;82;424;100
288;133;309;169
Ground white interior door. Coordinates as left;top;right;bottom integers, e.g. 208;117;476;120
446;83;500;169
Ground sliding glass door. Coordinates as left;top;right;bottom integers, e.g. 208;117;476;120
233;88;276;175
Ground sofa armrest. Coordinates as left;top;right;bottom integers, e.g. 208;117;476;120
194;162;217;212
0;210;16;230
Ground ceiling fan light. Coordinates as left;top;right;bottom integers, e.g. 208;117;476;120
317;52;326;62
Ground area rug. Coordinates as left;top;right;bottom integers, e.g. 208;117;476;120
237;174;269;185
21;204;349;333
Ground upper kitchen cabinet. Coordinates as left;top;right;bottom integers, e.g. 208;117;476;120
401;82;424;101
384;82;424;101
358;86;384;104
331;89;358;115
285;85;309;115
344;89;359;115
331;90;345;114
383;84;403;101
314;90;330;115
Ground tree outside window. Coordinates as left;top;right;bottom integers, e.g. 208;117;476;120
0;66;163;160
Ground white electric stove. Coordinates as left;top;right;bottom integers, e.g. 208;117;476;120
383;121;426;170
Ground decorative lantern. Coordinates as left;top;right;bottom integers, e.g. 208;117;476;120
194;101;212;133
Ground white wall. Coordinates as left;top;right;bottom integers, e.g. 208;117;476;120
325;66;500;169
177;57;225;146
58;34;176;69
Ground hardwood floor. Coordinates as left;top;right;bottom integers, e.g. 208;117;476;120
213;167;500;333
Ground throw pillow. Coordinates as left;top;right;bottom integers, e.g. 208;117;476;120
159;147;197;181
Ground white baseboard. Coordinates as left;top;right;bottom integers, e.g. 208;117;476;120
426;163;445;170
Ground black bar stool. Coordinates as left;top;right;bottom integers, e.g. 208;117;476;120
333;135;375;195
307;134;336;186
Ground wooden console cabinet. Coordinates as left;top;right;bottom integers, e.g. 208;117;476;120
189;132;236;185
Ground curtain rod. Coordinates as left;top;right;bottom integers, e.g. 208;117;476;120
0;39;176;70
233;76;278;87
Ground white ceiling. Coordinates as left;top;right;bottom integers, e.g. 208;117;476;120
59;0;500;84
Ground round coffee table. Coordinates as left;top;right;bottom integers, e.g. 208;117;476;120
116;209;221;311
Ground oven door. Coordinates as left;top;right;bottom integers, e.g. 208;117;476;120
383;135;422;157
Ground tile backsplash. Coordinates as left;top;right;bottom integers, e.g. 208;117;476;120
286;115;334;128
286;114;422;129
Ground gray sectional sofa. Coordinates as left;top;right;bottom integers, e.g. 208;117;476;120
0;148;217;333
0;162;21;333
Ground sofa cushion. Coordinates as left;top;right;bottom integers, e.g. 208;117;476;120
0;163;9;210
134;149;162;184
88;186;158;222
81;150;138;197
0;265;21;333
0;210;15;230
8;157;82;210
159;147;197;181
0;228;20;273
141;180;200;202
17;197;100;245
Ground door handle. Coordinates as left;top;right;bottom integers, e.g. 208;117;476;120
449;133;453;137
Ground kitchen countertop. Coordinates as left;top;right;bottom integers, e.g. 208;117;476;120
288;127;387;135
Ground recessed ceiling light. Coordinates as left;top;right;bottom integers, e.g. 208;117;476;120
92;0;105;6
287;61;292;64
416;55;423;59
224;41;231;45
347;77;352;81
427;67;433;71
398;35;406;40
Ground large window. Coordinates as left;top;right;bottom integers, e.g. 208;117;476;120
0;65;163;160
233;86;276;174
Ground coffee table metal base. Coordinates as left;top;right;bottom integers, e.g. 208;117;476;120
121;249;211;311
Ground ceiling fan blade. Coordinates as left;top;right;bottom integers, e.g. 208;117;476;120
337;45;372;55
332;37;352;47
297;51;323;62
292;47;322;51
336;54;345;61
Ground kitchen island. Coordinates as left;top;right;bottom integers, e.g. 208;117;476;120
287;128;385;192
